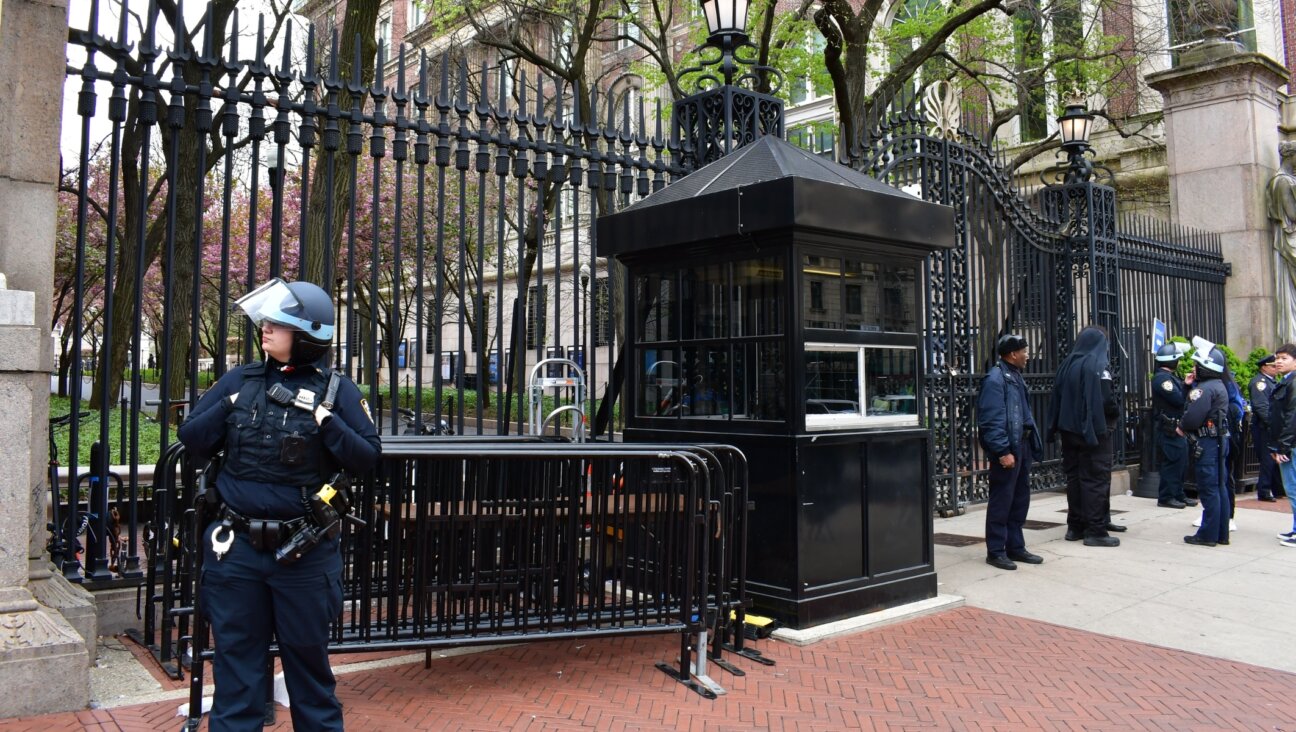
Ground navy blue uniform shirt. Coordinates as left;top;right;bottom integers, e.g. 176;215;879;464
1180;378;1228;435
178;362;381;518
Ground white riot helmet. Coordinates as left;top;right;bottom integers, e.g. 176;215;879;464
1189;336;1226;374
235;278;336;364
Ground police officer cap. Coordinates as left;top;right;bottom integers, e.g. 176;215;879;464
1154;343;1184;363
996;333;1029;356
1257;353;1276;367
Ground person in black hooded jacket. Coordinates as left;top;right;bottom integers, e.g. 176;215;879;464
1046;326;1121;547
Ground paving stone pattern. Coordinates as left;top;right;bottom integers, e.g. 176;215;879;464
4;606;1294;731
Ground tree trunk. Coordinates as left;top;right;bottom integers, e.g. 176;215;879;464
91;0;238;407
58;332;73;398
303;0;380;288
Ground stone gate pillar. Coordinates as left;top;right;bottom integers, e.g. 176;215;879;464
1148;52;1290;353
0;0;93;717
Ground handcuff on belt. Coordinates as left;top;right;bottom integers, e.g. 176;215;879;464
209;505;308;560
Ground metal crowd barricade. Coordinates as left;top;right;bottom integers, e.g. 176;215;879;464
174;436;759;729
125;441;194;679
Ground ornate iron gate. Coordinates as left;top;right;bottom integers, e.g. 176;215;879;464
856;86;1228;513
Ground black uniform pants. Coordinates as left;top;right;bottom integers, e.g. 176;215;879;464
201;522;344;732
1253;422;1281;498
1060;430;1112;538
985;445;1033;558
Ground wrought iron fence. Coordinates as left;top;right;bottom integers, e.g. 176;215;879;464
57;1;1236;570
59;1;685;587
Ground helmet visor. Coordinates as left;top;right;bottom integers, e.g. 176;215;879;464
234;278;336;341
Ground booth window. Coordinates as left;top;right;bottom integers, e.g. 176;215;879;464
803;255;916;333
634;255;787;421
804;344;918;429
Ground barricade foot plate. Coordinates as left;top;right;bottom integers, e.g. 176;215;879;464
655;662;718;699
724;643;776;666
125;627;185;680
709;656;746;677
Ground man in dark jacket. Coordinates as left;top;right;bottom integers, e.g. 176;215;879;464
1249;354;1280;501
1267;344;1296;545
977;334;1044;570
1046;326;1122;547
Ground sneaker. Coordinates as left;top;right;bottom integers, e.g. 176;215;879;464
1281;537;1296;548
1229;519;1237;531
1278;530;1296;540
1192;513;1202;528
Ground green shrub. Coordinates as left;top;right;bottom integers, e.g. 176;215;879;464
49;395;169;468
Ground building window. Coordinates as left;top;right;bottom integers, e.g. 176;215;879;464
787;34;830;105
617;0;641;49
803;254;916;334
377;15;392;51
593;277;613;347
496;58;515;103
471;293;491;353
526;285;547;350
408;0;426;30
552;20;575;67
787;123;836;160
423;298;440;354
1167;0;1256;65
1013;0;1047;141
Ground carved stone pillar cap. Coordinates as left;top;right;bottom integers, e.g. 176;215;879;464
1147;52;1290;94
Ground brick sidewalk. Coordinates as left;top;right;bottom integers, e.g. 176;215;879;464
4;606;1293;731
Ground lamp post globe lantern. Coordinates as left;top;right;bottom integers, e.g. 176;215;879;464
1057;100;1093;153
674;0;782;165
1056;96;1096;183
701;0;750;40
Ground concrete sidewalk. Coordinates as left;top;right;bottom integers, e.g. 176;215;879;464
934;490;1296;674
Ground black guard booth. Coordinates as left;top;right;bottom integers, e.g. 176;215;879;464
596;136;955;628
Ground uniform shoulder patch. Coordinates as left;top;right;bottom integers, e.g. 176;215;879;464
1257;381;1267;392
359;398;375;424
1189;388;1203;401
1161;379;1175;392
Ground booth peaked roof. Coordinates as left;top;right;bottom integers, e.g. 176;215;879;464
621;134;920;213
596;132;954;258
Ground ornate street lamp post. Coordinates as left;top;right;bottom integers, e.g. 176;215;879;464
698;0;752;85
673;0;784;166
1040;95;1120;397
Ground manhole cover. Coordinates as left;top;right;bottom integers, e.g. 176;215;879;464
933;533;983;547
1022;520;1064;530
